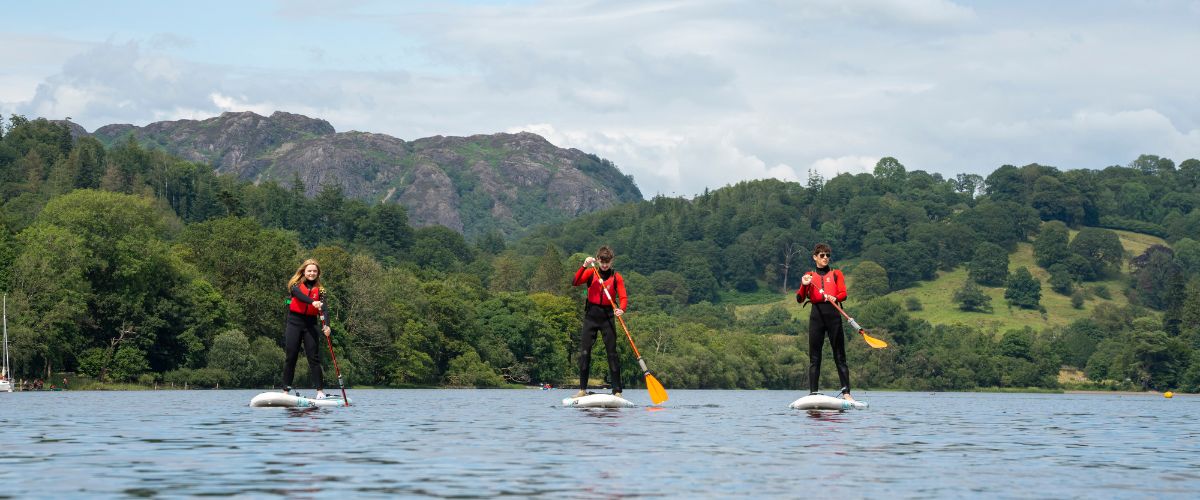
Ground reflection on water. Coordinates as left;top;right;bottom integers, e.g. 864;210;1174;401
0;390;1197;497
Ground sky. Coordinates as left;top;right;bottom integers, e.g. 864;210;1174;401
3;0;1199;197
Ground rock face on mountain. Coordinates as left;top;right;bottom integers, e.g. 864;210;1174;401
90;111;642;237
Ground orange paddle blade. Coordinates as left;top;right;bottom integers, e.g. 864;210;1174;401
645;372;668;404
860;330;888;349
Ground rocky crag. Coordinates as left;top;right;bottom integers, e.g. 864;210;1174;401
86;111;642;238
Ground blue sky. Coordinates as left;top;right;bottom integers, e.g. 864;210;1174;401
3;0;1199;197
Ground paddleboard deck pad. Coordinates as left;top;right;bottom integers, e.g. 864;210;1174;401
250;392;350;408
789;394;868;411
562;393;635;408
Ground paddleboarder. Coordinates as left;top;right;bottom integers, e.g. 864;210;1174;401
795;243;857;403
282;259;331;399
570;246;627;399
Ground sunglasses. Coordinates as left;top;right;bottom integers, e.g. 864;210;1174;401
815;253;831;259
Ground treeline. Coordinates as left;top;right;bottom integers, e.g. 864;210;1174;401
2;115;1199;392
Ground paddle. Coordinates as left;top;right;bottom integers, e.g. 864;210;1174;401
318;309;350;406
820;292;888;349
592;262;669;404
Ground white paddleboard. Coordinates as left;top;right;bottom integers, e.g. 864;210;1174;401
250;392;350;408
789;393;868;411
562;393;635;408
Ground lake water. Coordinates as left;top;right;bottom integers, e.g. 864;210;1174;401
0;389;1197;498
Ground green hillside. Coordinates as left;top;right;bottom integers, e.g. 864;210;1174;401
738;229;1165;333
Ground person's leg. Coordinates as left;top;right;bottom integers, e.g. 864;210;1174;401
301;321;324;395
602;319;622;395
807;310;828;394
828;311;852;399
576;317;601;397
281;317;302;392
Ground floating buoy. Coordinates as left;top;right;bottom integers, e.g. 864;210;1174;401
1164;391;1174;398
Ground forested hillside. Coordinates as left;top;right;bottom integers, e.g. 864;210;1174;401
2;116;1198;393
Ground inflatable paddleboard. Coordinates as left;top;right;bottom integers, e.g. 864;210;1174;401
789;393;868;411
250;392;350;408
562;393;635;408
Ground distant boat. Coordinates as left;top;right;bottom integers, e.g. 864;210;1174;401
1;294;12;393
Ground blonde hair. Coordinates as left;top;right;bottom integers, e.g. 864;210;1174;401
287;259;324;291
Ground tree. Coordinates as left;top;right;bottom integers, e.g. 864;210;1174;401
873;157;907;192
335;254;397;384
1174;238;1200;277
356;202;413;263
851;261;889;300
1047;264;1074;295
969;242;1009;286
954;173;984;198
1034;221;1071;269
984;164;1025;203
1004;267;1042;309
953;280;993;312
1179;158;1200;189
208;329;253;386
957;201;1040;249
1030;176;1084;225
178;216;299;339
528;245;568;295
1068;227;1124;280
411;225;474;272
1129;154;1175;176
1129;245;1185;311
444;351;505;387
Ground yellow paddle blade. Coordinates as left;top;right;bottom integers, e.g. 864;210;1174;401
860;330;888;349
645;372;669;404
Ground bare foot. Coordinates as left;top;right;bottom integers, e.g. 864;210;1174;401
841;393;856;402
573;390;587;398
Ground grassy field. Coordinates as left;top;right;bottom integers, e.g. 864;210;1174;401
736;228;1166;333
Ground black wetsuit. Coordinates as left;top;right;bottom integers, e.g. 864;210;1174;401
282;280;325;391
578;268;623;393
808;267;850;394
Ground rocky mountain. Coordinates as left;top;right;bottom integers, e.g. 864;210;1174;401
87;111;642;238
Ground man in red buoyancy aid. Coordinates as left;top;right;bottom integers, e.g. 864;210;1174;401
795;243;856;402
282;259;331;399
570;246;627;398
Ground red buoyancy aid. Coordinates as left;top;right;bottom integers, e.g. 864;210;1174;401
288;282;322;316
796;268;847;304
572;266;628;310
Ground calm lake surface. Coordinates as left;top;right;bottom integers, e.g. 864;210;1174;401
1;389;1197;498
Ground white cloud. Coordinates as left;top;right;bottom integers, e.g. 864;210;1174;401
809;156;878;180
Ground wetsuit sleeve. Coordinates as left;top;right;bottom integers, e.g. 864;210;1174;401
291;285;314;304
572;266;594;286
615;273;628;310
796;274;811;303
833;270;848;302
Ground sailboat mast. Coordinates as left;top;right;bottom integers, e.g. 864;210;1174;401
3;293;8;379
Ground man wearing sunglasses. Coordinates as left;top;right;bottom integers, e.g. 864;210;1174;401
795;243;855;402
570;246;627;399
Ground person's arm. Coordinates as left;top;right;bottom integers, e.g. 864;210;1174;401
615;274;628;311
796;273;812;303
291;285;315;304
572;266;593;286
